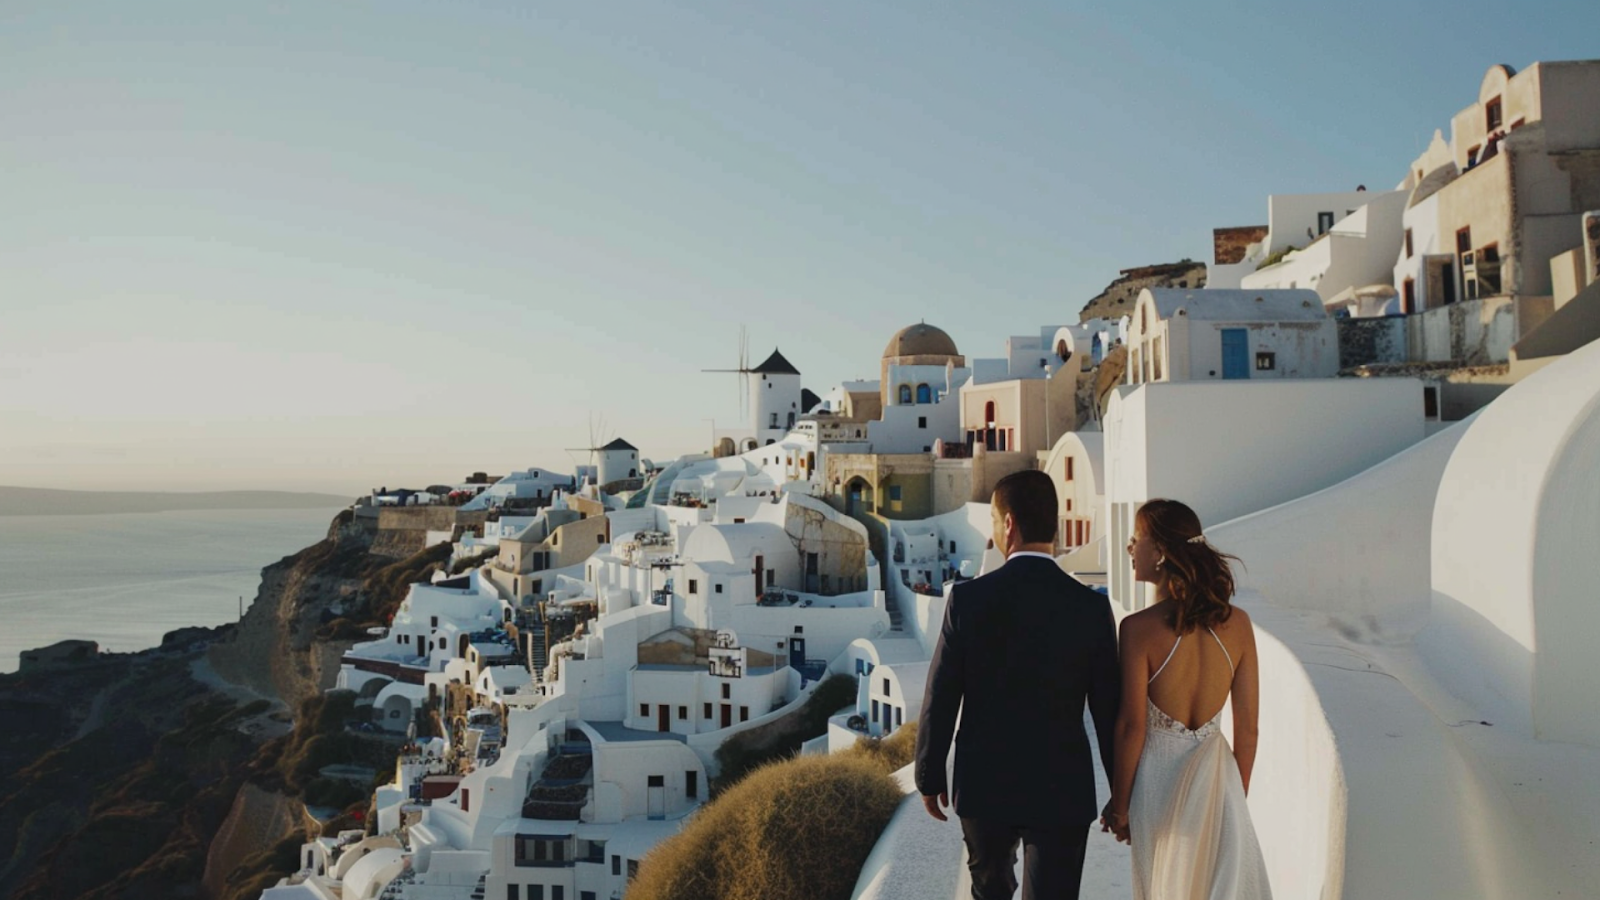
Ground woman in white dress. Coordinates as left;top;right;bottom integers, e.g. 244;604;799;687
1101;499;1272;900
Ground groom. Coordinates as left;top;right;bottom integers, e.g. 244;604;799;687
915;470;1120;900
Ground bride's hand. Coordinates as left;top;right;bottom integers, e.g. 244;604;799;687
1100;807;1131;844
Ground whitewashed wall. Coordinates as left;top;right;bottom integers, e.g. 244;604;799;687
1429;337;1600;746
1103;379;1426;612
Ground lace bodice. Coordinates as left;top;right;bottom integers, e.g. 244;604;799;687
1146;698;1223;741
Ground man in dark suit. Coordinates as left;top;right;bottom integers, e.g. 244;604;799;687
915;469;1120;900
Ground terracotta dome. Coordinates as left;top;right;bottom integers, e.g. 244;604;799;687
883;322;960;359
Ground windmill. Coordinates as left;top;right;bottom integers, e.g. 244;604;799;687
701;325;752;421
564;413;613;471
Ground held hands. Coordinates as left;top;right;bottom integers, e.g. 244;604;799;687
1099;800;1131;844
921;792;950;822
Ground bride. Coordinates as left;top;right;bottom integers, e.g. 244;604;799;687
1101;499;1272;899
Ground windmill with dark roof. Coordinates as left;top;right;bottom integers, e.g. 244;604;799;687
565;415;642;490
703;328;805;449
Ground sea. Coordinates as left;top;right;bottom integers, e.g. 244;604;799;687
0;506;346;673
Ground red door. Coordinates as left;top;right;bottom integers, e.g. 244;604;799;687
658;705;670;732
720;704;732;728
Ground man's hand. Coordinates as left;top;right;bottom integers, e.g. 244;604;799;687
921;792;950;822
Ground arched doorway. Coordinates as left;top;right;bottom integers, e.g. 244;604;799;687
845;477;874;516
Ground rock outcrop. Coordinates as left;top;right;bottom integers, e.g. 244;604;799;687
1078;260;1207;323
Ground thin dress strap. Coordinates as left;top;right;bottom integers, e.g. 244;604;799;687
1149;634;1182;684
1206;627;1235;673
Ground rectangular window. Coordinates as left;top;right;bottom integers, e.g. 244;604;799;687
686;770;699;799
1456;227;1472;256
1065;457;1074;481
714;583;723;593
1256;352;1276;371
1317;211;1334;234
1066;497;1073;512
1152;336;1163;381
640;703;649;717
613;855;621;877
882;677;891;696
918;416;927;428
949;541;957;554
552;887;563;900
1404;228;1414;258
678;705;688;720
582;893;596;900
1486;96;1503;130
872;699;880;722
508;886;520;900
688;579;698;595
530;888;543;900
721;684;730;700
889;485;903;501
1403;278;1416;314
740;706;749;722
703;702;712;719
461;789;470;812
648;775;664;787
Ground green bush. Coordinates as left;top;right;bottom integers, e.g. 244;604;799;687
450;549;496;575
629;753;903;900
1255;244;1299;270
712;675;855;792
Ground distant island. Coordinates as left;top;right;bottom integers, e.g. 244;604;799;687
0;486;354;516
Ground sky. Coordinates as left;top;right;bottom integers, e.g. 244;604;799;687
3;0;1596;495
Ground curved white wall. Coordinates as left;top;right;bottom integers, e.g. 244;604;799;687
1431;337;1600;746
1208;416;1470;629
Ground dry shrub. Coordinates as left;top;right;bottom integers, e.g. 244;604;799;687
843;720;919;774
630;753;903;900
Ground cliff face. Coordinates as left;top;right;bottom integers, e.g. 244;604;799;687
207;513;374;708
1078;261;1208;323
0;509;446;900
0;630;275;900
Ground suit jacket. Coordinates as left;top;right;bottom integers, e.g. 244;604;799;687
914;554;1120;827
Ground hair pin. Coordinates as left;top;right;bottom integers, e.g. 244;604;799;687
1186;534;1207;544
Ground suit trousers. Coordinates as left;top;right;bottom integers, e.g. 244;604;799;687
960;817;1089;900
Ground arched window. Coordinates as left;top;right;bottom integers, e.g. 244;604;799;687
985;401;996;425
915;384;931;404
898;384;912;405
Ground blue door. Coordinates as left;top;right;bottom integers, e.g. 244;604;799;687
1221;329;1249;379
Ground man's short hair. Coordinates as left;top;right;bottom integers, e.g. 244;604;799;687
992;470;1057;545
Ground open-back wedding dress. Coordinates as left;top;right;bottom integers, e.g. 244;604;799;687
1129;628;1272;900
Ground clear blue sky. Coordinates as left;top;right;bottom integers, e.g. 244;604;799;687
4;1;1595;494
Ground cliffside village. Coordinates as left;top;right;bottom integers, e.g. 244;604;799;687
261;61;1600;900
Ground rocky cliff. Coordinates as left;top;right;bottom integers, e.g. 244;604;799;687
1078;260;1208;323
0;509;454;900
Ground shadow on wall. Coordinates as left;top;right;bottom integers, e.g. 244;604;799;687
1238;620;1345;900
1207;417;1470;631
1416;591;1535;734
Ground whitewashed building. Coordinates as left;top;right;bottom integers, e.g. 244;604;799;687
1124;288;1339;383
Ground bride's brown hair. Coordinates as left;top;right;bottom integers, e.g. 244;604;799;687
1136;499;1241;634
